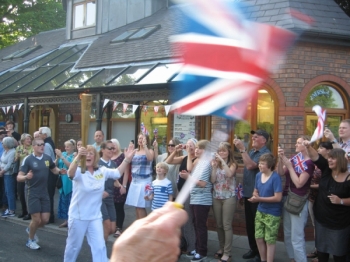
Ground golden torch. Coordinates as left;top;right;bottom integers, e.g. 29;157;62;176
80;94;92;173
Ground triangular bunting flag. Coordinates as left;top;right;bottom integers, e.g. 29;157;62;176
18;103;23;110
123;103;129;113
143;105;148;116
103;99;110;108
113;101;118;111
154;106;159;115
164;105;171;116
132;105;138;114
12;105;16;112
2;107;6;114
7;106;10;114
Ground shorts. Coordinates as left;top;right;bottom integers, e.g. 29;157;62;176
101;198;116;222
26;193;50;214
255;210;281;244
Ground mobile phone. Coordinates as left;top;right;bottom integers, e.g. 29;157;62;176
131;140;134;144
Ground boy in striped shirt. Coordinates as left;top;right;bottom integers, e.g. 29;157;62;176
145;162;173;210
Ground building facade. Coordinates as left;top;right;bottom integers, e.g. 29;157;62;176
0;0;349;239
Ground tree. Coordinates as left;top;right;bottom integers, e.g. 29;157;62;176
0;0;66;49
304;85;338;108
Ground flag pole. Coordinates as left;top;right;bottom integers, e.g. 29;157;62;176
81;94;92;173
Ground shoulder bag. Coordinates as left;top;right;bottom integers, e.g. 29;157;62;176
283;187;308;215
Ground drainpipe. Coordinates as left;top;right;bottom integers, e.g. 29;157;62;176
23;97;29;133
95;93;102;131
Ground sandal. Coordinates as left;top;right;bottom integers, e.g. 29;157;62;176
214;251;223;258
114;228;122;238
307;249;317;259
219;255;232;262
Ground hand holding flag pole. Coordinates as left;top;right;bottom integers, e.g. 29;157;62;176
309;105;326;143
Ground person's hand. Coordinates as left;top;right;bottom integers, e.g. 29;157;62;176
142;137;147;148
55;149;62;158
179;170;190;180
111;202;187;262
102;191;109;199
253;191;259;198
60;168;67;175
278;147;285;157
302;140;311;148
124;143;136;161
77;147;87;157
153;140;158;149
211;158;218;168
120;186;126;195
248;195;259;203
324;128;335;141
280;155;292;169
233;139;245;151
144;195;150;200
26;170;33;180
328;194;341;204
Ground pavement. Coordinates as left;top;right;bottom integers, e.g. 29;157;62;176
1;190;322;262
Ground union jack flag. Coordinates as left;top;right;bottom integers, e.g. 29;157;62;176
235;182;244;200
290;152;308;174
170;0;303;118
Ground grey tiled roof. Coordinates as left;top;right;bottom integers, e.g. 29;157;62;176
242;0;350;36
0;0;349;74
75;7;183;69
0;28;66;73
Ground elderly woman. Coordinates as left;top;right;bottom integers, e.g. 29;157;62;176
63;144;135;262
125;132;154;219
278;136;315;262
16;133;34;220
0;137;17;217
304;142;350;262
111;138;129;238
154;137;182;199
55;139;76;228
99;140;118;241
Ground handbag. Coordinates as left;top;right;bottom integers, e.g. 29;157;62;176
283;187;308;215
11;160;19;174
56;175;63;189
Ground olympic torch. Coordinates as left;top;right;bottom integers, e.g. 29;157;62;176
81;94;92;173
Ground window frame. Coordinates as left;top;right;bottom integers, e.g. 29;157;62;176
72;1;96;30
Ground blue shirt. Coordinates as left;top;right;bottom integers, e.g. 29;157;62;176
151;178;173;210
0;142;3;157
243;146;271;197
255;171;282;217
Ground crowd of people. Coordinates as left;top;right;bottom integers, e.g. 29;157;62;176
0;118;350;262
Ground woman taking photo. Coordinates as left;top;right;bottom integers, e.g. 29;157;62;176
154;137;182;198
16;133;33;220
0;137;16;217
99;140;118;241
111;138;129;238
63;144;135;262
277;135;315;262
55;139;76;228
211;142;238;262
125;132;154;219
304;141;350;262
166;138;198;256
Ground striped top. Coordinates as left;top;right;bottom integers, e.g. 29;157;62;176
151;178;173;210
190;160;212;205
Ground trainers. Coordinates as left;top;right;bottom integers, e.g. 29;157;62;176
26;227;39;243
186;250;196;258
191;253;207;262
26;239;40;250
1;209;9;217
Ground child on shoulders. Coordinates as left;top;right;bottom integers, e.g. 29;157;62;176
248;153;282;262
145;162;173;210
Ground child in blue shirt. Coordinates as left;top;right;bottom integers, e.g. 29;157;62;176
145;162;173;210
248;153;282;262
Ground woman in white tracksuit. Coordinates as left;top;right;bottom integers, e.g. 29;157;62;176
63;144;135;262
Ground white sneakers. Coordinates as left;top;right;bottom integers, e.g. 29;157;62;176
26;239;40;250
26;227;39;243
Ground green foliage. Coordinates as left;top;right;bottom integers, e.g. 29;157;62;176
0;0;66;49
305;85;338;108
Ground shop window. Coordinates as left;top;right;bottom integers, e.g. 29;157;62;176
233;88;276;164
140;101;169;154
305;84;344;109
305;84;347;141
73;1;96;29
